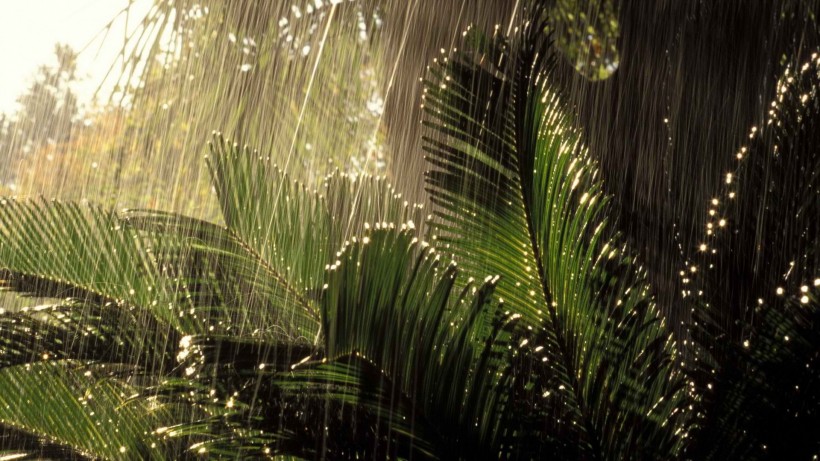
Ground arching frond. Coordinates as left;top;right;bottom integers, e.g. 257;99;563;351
284;227;501;459
201;134;424;340
0;199;197;333
0;300;174;371
421;8;687;458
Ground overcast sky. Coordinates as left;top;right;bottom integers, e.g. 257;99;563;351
0;0;152;115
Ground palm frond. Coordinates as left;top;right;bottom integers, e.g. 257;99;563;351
208;135;330;300
0;199;198;333
0;198;288;340
138;331;316;459
147;227;500;459
0;300;174;372
284;227;501;458
271;357;443;460
0;130;428;457
0;361;170;460
0;424;89;460
123;210;320;343
421;8;687;458
0;299;182;458
203;134;424;341
208;134;423;287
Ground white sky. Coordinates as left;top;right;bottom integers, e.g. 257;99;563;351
0;0;152;115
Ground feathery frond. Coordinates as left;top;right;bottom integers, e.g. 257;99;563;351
0;361;170;459
421;7;687;458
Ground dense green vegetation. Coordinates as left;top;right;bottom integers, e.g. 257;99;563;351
0;1;818;459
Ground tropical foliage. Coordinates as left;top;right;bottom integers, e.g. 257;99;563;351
0;2;818;460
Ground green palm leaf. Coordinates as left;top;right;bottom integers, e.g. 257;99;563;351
0;198;283;340
0;131;427;457
0;300;174;372
207;135;330;305
0;299;179;457
204;134;424;341
123;210;320;343
0;199;199;333
276;227;501;459
0;361;170;459
421;8;687;458
147;226;501;459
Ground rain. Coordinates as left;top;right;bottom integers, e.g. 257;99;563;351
0;0;818;459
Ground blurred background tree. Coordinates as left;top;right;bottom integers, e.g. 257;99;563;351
0;44;79;186
0;0;623;218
